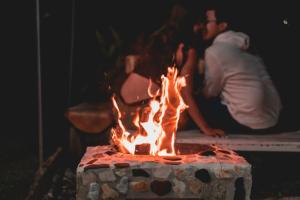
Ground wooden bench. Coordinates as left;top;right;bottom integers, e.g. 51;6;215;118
65;102;114;157
176;129;300;152
65;102;300;153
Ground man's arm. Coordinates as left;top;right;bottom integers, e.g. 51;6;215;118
180;48;224;137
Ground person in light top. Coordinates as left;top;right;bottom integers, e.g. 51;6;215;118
180;5;282;136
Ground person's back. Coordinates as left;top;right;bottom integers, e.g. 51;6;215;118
204;30;282;129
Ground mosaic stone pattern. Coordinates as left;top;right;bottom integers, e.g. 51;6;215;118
76;144;252;200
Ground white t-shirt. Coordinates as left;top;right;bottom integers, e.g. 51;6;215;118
203;31;282;129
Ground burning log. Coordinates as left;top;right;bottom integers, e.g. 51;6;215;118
134;144;151;155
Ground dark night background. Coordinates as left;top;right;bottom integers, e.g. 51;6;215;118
2;0;300;199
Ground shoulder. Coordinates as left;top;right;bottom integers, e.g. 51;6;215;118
205;46;218;60
184;47;198;65
205;41;233;60
186;47;197;56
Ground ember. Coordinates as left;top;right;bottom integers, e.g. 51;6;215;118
111;67;188;156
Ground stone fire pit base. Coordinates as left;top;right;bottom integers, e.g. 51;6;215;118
76;144;251;200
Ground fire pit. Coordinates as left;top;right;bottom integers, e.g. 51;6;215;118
76;143;251;200
76;67;252;199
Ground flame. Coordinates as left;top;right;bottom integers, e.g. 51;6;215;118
111;67;188;156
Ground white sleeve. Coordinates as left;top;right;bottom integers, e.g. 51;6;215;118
203;51;224;98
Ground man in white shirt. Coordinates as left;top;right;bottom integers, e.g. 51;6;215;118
180;6;282;136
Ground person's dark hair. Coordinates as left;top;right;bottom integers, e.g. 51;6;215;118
134;2;197;81
165;3;195;49
209;5;230;23
168;3;188;29
204;1;239;31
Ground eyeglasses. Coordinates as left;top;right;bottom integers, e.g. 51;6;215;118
204;19;217;24
195;19;217;26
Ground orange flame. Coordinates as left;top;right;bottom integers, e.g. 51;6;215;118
111;67;188;156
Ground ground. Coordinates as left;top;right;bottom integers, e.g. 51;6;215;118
0;137;37;200
242;152;300;199
1;137;300;200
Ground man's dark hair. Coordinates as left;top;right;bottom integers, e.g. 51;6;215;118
204;1;240;31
